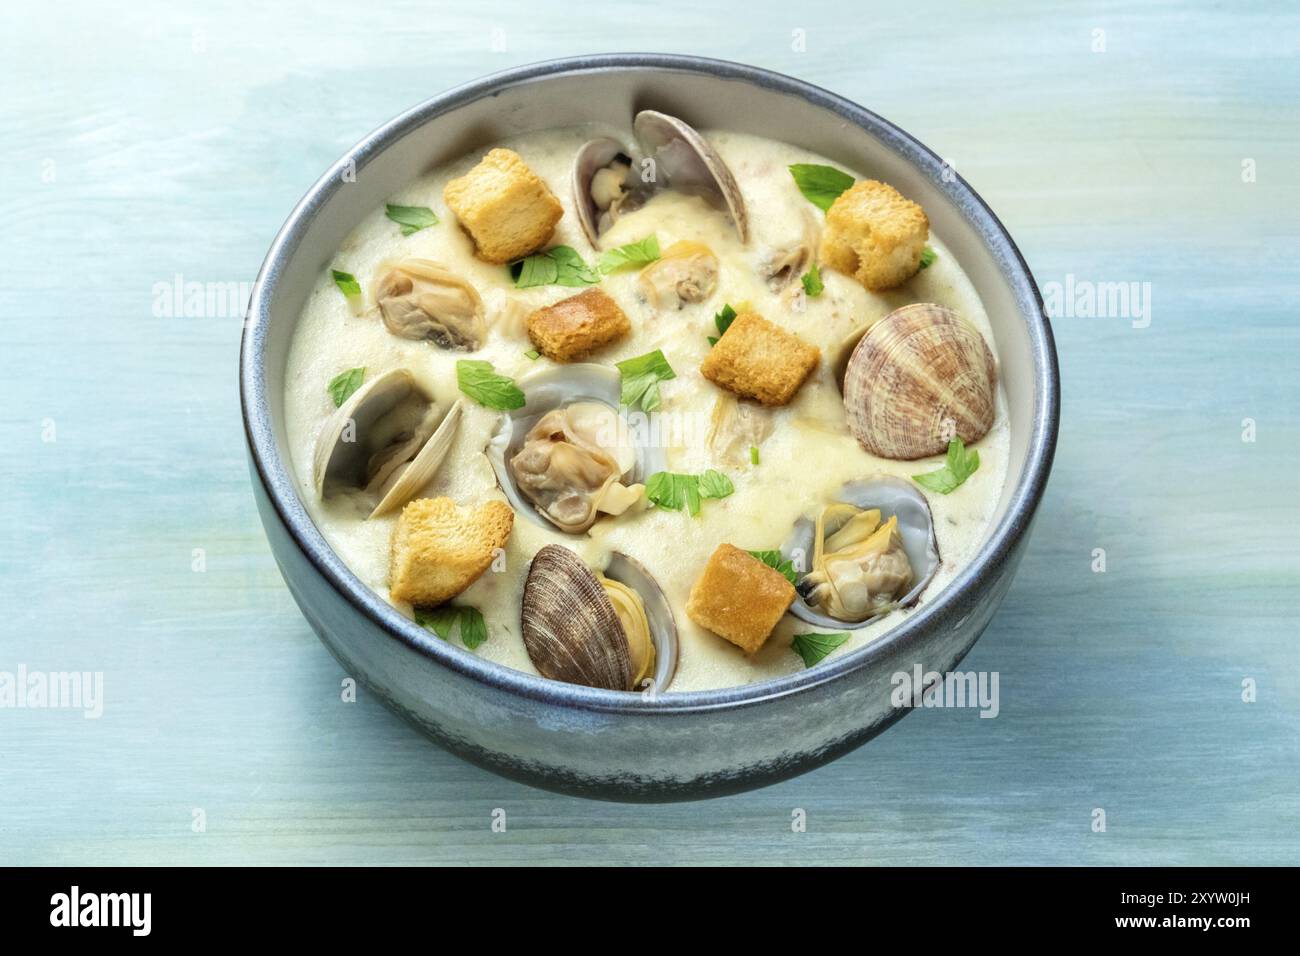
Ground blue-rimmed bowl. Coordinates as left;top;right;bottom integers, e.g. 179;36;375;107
240;54;1058;801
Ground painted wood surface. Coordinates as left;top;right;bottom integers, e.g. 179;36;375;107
1;0;1296;865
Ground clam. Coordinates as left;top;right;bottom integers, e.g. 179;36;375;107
841;303;997;460
707;392;773;465
521;544;678;691
760;208;820;293
486;364;666;534
637;240;719;309
371;258;485;350
572;110;748;246
781;477;940;629
312;368;462;518
571;138;644;240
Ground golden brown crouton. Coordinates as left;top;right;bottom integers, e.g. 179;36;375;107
686;544;796;654
526;288;631;362
443;148;563;264
389;497;514;606
819;180;929;291
700;312;820;406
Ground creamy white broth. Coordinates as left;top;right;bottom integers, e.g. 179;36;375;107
283;125;1010;692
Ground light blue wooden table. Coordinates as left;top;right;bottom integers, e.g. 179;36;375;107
2;0;1296;865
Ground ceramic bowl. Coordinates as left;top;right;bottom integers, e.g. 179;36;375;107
240;54;1058;801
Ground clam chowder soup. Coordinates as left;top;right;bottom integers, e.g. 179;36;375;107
283;114;1009;693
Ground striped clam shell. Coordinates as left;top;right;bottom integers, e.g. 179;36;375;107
521;544;634;691
842;303;996;460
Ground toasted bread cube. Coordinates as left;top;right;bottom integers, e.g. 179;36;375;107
819;180;929;291
527;288;631;362
700;312;819;406
389;497;514;606
686;544;796;654
443;148;563;264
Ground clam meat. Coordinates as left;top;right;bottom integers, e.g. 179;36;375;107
782;477;940;629
573;110;748;246
760;208;820;293
841;302;996;460
707;392;773;465
509;402;642;533
486;364;666;534
521;544;678;691
372;258;485;350
313;368;462;518
636;240;719;309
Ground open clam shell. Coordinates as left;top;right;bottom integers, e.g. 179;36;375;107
605;551;678;691
571;137;645;248
781;476;940;630
521;544;678;692
485;363;666;533
312;368;461;518
572;110;748;246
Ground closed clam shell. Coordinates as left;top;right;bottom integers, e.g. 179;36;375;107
521;544;634;691
842;303;996;460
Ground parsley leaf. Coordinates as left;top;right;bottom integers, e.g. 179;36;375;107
645;469;734;516
456;359;526;410
747;549;798;585
801;263;824;297
707;303;737;346
697;469;734;499
385;203;439;236
615;349;676;412
598;235;660;274
749;445;760;465
512;253;558;288
919;246;937;269
791;631;851;667
326;367;365;407
415;605;488;650
524;349;540;360
912;438;981;494
331;269;361;298
511;246;600;288
788;164;855;212
646;472;701;516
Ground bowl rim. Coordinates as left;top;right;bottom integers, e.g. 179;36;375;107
240;52;1059;716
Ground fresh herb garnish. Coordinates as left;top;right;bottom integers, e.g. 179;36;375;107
788;164;855;212
524;348;540;360
510;246;600;288
415;605;488;650
791;631;851;667
326;367;365;407
706;303;738;346
456;359;526;410
801;263;824;297
331;269;361;298
749;445;760;465
747;549;798;585
615;349;676;413
919;246;937;269
385;203;439;236
598;235;660;274
645;469;734;516
697;469;735;500
912;438;980;494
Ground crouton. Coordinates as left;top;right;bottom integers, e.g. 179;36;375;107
526;288;631;362
699;311;820;406
389;497;514;606
819;180;929;291
686;544;796;654
443;148;563;264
